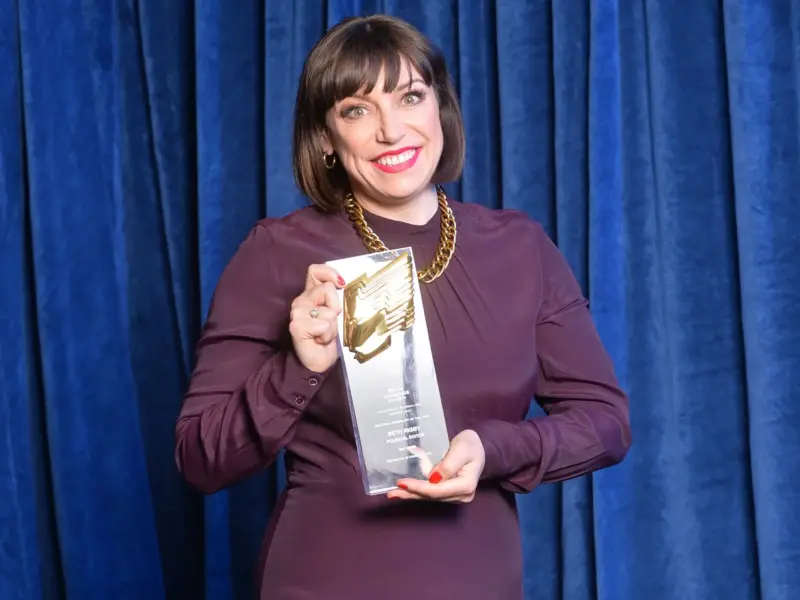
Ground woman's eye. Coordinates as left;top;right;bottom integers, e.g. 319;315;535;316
342;106;367;119
402;91;425;106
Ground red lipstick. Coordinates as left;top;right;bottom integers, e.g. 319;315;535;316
373;146;417;160
372;147;420;174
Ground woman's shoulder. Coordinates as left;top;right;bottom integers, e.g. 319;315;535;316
252;205;342;240
218;205;345;294
450;200;546;240
225;205;346;273
235;205;353;262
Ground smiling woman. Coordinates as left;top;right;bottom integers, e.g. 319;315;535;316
174;14;630;600
292;15;464;220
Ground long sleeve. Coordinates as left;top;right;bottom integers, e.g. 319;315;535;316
174;223;331;494
471;223;631;494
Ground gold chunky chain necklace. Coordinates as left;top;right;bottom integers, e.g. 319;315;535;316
344;185;457;284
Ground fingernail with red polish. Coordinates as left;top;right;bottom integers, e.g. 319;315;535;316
337;276;345;286
397;482;409;490
428;471;442;484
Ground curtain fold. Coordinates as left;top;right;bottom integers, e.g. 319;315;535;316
723;3;800;598
611;1;760;598
2;1;799;599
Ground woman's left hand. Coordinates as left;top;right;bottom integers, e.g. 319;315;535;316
387;429;486;503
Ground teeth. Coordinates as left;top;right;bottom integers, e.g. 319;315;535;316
377;149;416;166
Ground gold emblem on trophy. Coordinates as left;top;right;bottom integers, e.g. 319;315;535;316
342;252;417;363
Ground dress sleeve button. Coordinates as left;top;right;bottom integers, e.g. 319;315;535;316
308;377;319;386
294;396;304;406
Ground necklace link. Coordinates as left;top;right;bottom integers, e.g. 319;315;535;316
344;185;457;284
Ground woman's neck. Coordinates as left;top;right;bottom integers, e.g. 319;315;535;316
352;185;439;226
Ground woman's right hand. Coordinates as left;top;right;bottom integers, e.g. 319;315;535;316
288;264;346;373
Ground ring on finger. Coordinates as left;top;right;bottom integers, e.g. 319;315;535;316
309;307;320;319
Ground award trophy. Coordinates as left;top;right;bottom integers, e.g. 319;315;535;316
327;247;451;495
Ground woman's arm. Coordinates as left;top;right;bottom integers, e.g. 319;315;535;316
174;224;332;494
471;223;631;494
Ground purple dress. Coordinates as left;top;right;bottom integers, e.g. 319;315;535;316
175;199;631;599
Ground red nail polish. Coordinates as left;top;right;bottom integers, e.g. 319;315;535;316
337;276;345;286
428;471;442;484
397;482;409;490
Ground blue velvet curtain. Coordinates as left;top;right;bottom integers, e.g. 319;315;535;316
2;1;799;599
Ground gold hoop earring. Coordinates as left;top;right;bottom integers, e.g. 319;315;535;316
323;152;336;170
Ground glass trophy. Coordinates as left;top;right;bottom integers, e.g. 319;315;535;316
327;247;451;495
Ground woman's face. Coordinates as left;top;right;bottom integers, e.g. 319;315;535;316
322;63;444;206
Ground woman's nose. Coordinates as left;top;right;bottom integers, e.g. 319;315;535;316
376;108;406;144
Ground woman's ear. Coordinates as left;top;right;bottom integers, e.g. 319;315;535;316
319;128;334;156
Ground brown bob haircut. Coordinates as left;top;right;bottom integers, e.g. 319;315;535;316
292;15;465;212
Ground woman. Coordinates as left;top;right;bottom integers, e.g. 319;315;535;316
175;14;631;599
